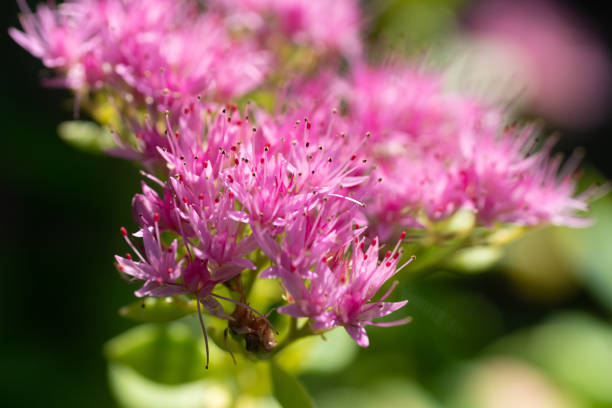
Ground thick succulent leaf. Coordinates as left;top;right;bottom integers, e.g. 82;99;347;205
105;322;208;385
270;360;316;408
108;363;232;408
58;120;115;153
119;297;197;323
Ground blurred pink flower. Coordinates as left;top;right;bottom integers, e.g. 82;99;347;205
211;0;362;58
11;0;270;110
338;64;595;233
468;0;612;127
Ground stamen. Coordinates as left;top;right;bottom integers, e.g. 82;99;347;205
120;227;146;263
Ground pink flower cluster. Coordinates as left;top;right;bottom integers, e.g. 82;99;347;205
333;65;596;238
12;0;598;354
209;0;362;58
11;0;269;112
113;101;406;349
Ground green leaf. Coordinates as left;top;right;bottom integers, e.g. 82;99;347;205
490;313;612;406
270;360;316;408
445;357;579;408
57;120;115;154
318;379;441;408
555;194;612;312
527;313;612;405
108;363;232;408
105;322;208;385
445;246;502;274
119;297;197;323
276;327;358;374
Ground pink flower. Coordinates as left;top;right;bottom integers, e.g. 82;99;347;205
339;63;595;232
11;0;270;109
278;235;413;347
115;226;185;298
211;0;362;58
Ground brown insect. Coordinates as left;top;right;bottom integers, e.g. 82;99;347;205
223;276;277;354
228;303;277;353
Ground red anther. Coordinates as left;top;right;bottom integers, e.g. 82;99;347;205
400;231;406;240
236;120;242;126
354;223;360;230
182;197;188;203
228;192;235;199
360;242;365;251
175;131;180;138
227;175;234;183
306;122;311;129
234;158;239;166
154;213;160;222
371;238;377;246
167;268;173;274
322;256;327;263
393;252;400;259
136;133;143;139
203;162;208;168
215;197;220;203
177;174;183;182
363;254;368;260
230;146;237;152
385;251;391;258
156;277;163;284
198;193;204;200
126;253;132;260
184;108;190;114
207;108;212;114
350;155;356;160
386;261;392;267
354;237;359;243
290;265;297;272
260;157;265;164
120;227;128;236
117;264;124;272
227;117;232;123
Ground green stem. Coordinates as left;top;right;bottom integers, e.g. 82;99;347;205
272;318;317;356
